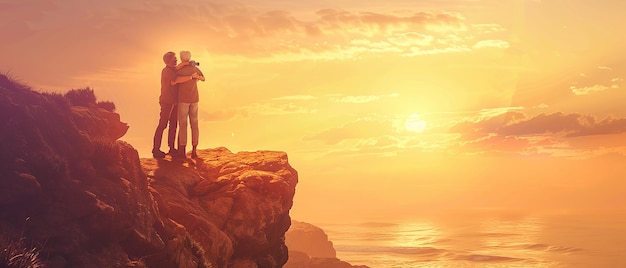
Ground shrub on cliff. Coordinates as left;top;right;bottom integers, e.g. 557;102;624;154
42;91;71;108
97;101;116;112
63;87;117;112
64;87;96;106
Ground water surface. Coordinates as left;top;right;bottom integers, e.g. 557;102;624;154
318;211;626;268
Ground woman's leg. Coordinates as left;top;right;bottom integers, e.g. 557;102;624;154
189;102;199;147
177;102;190;148
188;102;199;158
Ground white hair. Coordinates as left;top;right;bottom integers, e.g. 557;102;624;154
180;51;191;62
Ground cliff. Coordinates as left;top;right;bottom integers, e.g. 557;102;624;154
284;221;369;268
0;74;298;268
286;221;336;259
142;149;297;267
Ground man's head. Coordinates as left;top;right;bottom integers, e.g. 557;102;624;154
163;51;177;67
180;51;191;62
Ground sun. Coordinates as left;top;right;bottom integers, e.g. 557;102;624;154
405;114;427;132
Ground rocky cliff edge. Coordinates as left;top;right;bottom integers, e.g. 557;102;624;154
0;74;297;268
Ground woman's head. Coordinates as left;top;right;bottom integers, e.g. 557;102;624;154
180;51;192;62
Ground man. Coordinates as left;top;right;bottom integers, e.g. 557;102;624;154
175;50;205;158
151;52;181;158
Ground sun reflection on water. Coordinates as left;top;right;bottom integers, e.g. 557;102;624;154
388;221;442;248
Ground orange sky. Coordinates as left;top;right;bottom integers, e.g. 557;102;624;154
2;0;626;222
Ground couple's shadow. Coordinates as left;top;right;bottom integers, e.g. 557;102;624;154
150;154;205;187
155;154;201;166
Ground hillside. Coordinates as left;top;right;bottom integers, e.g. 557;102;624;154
0;74;297;268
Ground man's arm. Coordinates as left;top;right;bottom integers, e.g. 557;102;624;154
170;73;196;86
175;61;189;70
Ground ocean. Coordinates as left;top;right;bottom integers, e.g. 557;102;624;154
317;211;626;268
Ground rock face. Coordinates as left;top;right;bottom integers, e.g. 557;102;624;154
0;75;298;268
286;221;336;258
284;221;369;268
142;148;298;267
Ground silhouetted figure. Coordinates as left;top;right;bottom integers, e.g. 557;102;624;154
152;52;180;158
175;51;205;158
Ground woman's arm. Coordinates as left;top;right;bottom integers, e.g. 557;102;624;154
193;73;205;81
194;70;206;81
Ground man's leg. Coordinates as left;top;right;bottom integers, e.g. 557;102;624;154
167;103;178;154
189;102;199;158
152;103;170;158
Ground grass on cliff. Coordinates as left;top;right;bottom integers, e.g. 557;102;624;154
0;219;45;268
186;235;211;268
0;236;45;268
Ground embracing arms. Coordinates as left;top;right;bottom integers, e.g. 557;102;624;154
170;62;205;85
171;74;195;85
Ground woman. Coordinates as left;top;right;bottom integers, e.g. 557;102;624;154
173;50;205;158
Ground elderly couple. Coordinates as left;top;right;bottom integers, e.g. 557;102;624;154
152;51;205;159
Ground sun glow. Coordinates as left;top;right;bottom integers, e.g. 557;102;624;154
405;114;427;133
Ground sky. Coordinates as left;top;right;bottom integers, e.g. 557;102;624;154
2;0;626;222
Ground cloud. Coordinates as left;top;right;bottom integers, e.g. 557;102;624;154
472;40;510;49
332;95;381;103
330;93;398;103
243;102;316;116
199;95;317;121
387;32;434;47
570;85;609;95
611;77;623;89
0;0;507;83
567;115;626;137
348;39;403;53
337;135;408;158
478;106;524;117
216;8;468;55
303;118;395;145
271;95;317;101
200;108;246;122
315;9;465;33
450;111;526;138
460;135;530;153
170;6;461;46
402;45;470;56
447;111;626;156
451;111;626;139
265;9;474;60
569;65;623;96
472;24;506;34
304;110;626;158
0;0;510;93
